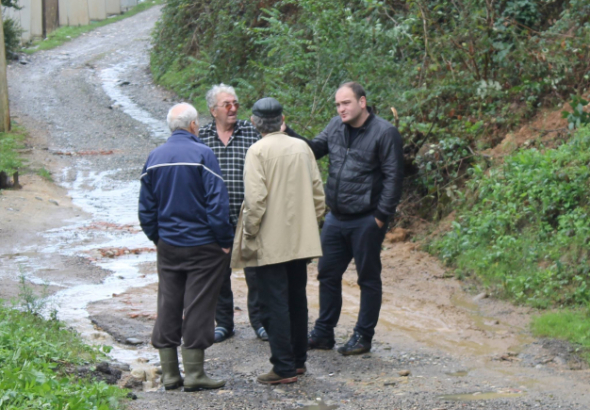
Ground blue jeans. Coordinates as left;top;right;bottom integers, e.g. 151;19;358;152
314;212;387;340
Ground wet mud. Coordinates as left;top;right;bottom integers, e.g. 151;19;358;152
2;5;590;409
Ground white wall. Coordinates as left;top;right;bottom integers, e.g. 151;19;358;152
120;0;137;12
87;0;107;20
3;0;36;41
106;0;121;15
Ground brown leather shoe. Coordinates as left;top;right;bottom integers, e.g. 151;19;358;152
257;370;297;385
296;366;306;375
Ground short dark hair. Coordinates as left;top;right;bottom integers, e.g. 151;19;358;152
338;82;366;101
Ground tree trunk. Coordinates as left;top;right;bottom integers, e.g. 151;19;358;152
0;6;11;132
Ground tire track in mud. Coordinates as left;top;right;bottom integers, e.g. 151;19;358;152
4;6;590;409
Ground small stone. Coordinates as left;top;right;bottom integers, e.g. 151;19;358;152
48;199;59;206
473;292;488;302
110;361;131;372
123;376;144;389
126;392;138;400
273;388;286;394
234;306;242;311
130;369;146;381
553;356;567;366
125;337;143;345
384;381;397;386
398;370;411;377
35;196;43;201
362;355;371;359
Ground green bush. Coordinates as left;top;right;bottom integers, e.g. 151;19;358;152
3;18;23;59
0;304;125;409
0;126;26;176
428;125;590;308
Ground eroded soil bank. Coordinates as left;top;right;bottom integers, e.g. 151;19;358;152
2;6;590;409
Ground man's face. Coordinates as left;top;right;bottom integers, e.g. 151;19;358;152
211;92;239;127
335;87;366;125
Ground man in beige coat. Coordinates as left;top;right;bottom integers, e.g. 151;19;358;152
232;97;325;385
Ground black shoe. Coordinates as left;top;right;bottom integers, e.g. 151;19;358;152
214;327;234;343
337;331;371;356
307;329;335;350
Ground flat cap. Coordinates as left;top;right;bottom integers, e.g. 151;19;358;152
252;97;283;118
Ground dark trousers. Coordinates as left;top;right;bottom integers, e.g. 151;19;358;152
215;266;262;331
314;212;387;340
152;240;229;350
255;259;308;378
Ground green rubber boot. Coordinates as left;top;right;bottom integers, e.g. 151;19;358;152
158;347;183;390
181;347;225;392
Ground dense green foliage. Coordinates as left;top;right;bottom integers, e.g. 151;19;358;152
0;304;125;409
429;125;590;308
0;126;26;176
152;0;590;137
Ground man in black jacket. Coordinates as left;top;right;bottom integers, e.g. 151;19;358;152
304;82;404;355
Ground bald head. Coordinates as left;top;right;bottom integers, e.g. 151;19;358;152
167;103;199;132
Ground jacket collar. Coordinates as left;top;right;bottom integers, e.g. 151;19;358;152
168;129;203;144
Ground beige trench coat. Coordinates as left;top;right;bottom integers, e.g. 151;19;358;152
231;131;325;268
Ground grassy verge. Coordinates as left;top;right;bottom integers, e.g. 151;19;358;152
531;310;590;362
427;125;590;360
24;0;162;54
0;125;27;178
0;303;126;408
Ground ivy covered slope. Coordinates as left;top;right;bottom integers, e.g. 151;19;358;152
429;126;590;309
151;0;590;141
0;305;125;409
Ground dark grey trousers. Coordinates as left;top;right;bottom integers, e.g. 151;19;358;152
151;240;230;350
215;265;262;331
255;259;308;378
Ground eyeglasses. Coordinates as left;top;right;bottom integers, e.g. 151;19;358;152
216;102;240;111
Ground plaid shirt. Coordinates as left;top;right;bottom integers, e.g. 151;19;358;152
199;120;261;226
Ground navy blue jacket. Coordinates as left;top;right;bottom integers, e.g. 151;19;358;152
138;129;234;248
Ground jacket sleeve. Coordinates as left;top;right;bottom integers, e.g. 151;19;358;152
286;125;329;160
202;150;234;248
242;148;267;238
138;162;159;245
374;126;404;222
308;146;326;221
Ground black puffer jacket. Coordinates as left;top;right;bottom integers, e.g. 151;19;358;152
300;113;403;221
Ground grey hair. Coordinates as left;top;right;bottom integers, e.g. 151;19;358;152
206;83;238;109
167;103;198;132
251;114;283;135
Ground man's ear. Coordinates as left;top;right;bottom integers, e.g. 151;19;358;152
250;115;255;123
359;96;367;109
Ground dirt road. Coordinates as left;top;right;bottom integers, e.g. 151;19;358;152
2;6;590;409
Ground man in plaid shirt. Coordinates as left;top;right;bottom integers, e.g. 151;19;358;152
199;84;267;343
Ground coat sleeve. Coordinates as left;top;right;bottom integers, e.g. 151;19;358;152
309;146;326;221
286;125;329;160
138;162;159;245
242;148;267;238
374;126;404;222
202;150;234;248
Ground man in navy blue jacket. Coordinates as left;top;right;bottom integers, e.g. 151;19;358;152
139;102;233;392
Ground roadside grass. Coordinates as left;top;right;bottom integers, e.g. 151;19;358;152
37;167;53;181
0;302;126;409
531;310;590;363
23;0;162;54
0;125;27;177
427;125;590;356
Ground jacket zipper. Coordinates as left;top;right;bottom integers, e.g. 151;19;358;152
334;125;354;214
